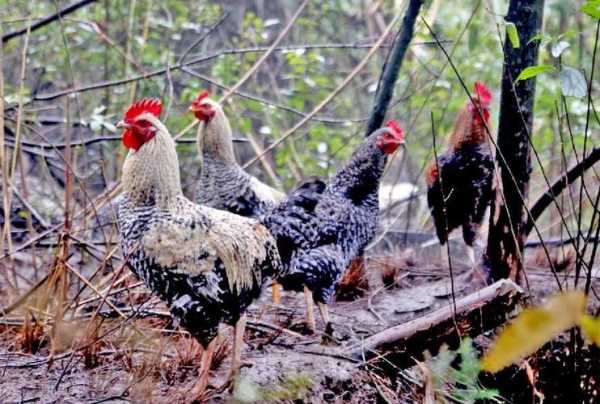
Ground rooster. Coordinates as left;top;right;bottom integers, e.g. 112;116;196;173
263;120;405;334
115;98;281;391
425;81;494;266
189;90;285;304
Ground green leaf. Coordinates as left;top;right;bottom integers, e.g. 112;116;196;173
560;66;587;98
506;22;520;48
481;291;586;373
516;64;555;82
581;0;600;19
551;40;570;58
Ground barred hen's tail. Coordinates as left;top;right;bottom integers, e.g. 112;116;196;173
278;245;345;304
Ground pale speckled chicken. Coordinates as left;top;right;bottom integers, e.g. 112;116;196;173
189;90;285;304
189;91;284;217
115;98;281;391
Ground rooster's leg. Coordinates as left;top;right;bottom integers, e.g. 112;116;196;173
228;313;247;383
192;337;217;399
304;286;316;333
272;282;282;305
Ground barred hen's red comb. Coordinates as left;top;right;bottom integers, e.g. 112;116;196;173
124;98;162;122
194;90;210;102
474;81;492;106
385;119;405;142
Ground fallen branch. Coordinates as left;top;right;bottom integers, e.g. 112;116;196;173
2;0;99;44
345;279;525;367
525;147;600;235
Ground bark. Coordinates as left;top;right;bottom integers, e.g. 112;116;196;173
345;280;525;367
2;0;99;44
365;0;424;136
485;0;545;283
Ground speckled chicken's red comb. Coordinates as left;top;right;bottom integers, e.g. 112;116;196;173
474;81;492;106
124;98;162;122
385;119;405;141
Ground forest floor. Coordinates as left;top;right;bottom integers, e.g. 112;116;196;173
0;240;598;403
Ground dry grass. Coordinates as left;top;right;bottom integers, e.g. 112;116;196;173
17;311;45;353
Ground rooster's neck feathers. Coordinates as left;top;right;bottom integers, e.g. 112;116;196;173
196;102;236;166
448;105;490;150
122;114;182;207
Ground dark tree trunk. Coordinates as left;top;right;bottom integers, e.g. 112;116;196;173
365;0;424;136
485;0;545;283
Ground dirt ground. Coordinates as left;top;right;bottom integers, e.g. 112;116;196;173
0;239;598;403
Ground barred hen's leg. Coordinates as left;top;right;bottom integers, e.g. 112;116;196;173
318;303;340;345
304;286;316;333
318;302;330;325
272;282;282;305
228;313;247;383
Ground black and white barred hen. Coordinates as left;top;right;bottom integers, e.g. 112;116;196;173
262;121;405;333
190;91;286;304
425;81;495;266
115;98;281;391
189;91;284;217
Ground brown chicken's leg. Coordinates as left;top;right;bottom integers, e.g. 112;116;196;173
465;245;476;266
440;243;449;267
272;282;282;305
304;286;316;333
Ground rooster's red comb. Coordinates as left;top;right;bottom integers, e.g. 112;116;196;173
473;81;492;106
385;119;405;141
124;98;162;122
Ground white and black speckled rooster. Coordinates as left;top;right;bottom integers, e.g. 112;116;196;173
425;81;495;267
262;120;405;334
189;91;284;217
115;98;281;390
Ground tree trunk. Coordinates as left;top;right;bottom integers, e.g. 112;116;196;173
485;0;545;283
365;0;424;136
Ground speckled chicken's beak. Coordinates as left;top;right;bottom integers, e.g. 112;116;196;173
116;120;131;129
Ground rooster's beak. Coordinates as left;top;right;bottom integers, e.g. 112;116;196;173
116;120;130;129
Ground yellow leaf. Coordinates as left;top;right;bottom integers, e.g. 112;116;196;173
481;291;586;373
581;315;600;346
